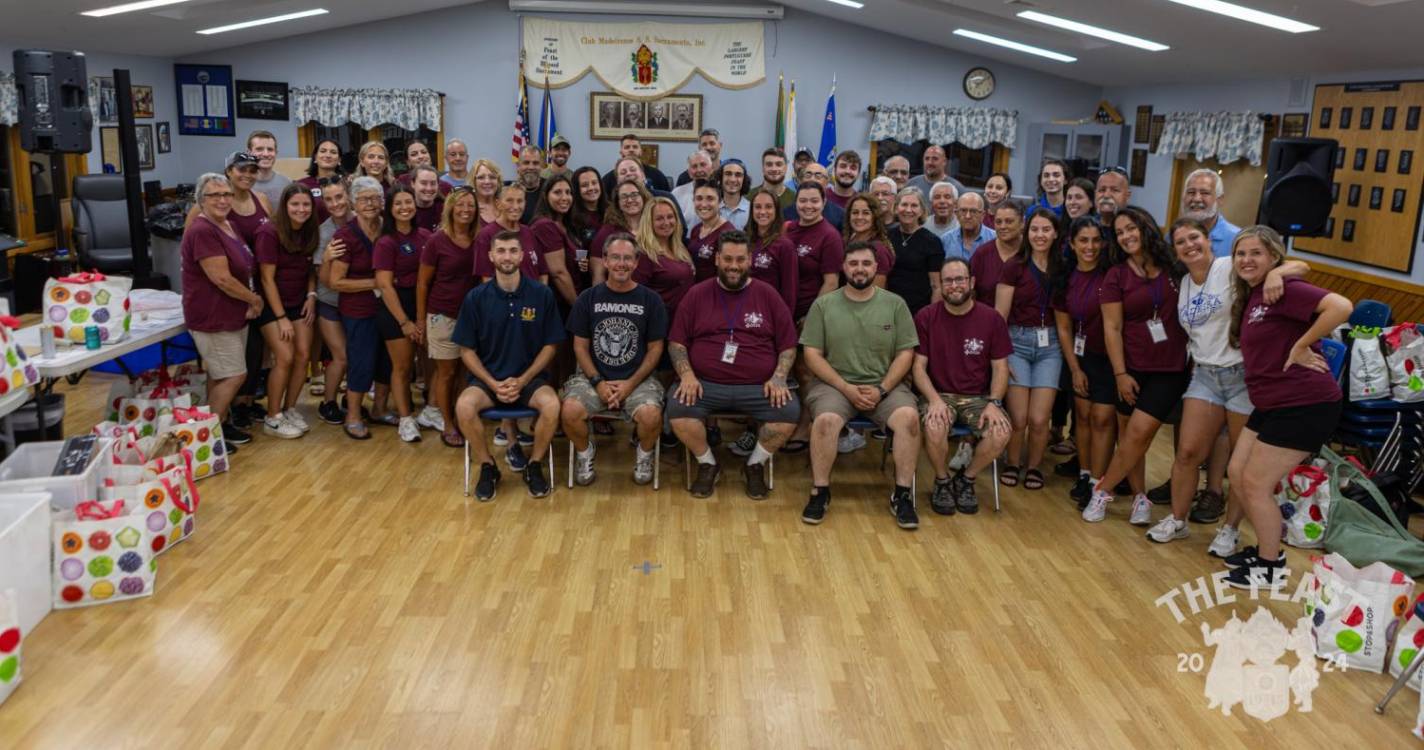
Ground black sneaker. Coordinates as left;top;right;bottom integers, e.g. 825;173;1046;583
221;439;240;455
690;461;721;498
506;442;528;471
801;488;829;524
317;400;344;425
870;427;889;440
1070;475;1092;508
475;462;501;501
890;488;919;530
247;403;267;421
1188;489;1226;524
706;425;722;448
222;422;252;445
1147;479;1172;505
1222;546;1284;570
1053;455;1081;478
1224;555;1289;590
952;473;979;515
229;406;253;430
743;461;769;500
660;430;681;449
524;460;551;497
930;477;956;516
1113;479;1133;496
515;429;534;448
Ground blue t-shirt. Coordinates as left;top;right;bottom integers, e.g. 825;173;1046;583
1209;216;1242;258
565;283;669;381
452;276;565;382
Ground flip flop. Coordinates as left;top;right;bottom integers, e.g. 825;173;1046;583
1049;439;1076;456
344;422;371;440
1023;468;1045;490
441;429;465;448
1000;465;1021;487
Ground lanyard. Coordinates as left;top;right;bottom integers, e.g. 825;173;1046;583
1026;259;1051;325
1147;271;1166;320
719;287;748;342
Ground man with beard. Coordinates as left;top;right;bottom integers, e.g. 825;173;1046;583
799;243;921;528
409;165;445;231
668;231;799;500
752;147;793;213
911;258;1012;517
454;231;565;501
828;150;861;208
515;145;545;224
672;149;715;219
676;129;724;186
602;134;672;195
541;135;573;181
781;162;845;230
561;234;668;487
1181;168;1240;257
906;145;966;204
1094;166;1131;226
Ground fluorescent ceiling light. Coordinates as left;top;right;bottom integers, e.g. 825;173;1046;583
952;29;1076;63
507;1;785;19
81;0;190;17
1016;11;1168;51
197;8;329;35
824;0;864;8
1165;0;1319;33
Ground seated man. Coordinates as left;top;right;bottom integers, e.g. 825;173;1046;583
800;242;922;529
561;233;669;486
668;230;799;499
454;230;565;500
911;258;1013;515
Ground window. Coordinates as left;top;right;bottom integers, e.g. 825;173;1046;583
296;96;445;177
871;139;1008;188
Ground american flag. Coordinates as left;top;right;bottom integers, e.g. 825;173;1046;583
511;65;531;163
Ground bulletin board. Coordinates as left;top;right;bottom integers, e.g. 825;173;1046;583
174;64;235;137
1294;81;1424;273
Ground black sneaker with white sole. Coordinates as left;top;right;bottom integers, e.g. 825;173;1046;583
524;460;551;497
801;488;829;524
890;488;919;530
222;422;252;445
1070;475;1092;509
1224;555;1289;590
506;443;528;471
475;462;501;501
318;400;344;425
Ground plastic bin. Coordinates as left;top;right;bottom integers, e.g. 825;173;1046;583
0;492;53;635
0;438;112;511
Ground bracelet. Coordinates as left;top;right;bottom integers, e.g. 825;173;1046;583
307;291;318;298
1114;371;1127;376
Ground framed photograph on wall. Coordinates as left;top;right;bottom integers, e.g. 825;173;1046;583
131;85;154;118
1280;113;1308;138
135;124;155;171
99;126;122;172
94;77;118;125
1129;148;1148;187
236;80;290;121
1134;106;1152;144
156;122;171;154
590;92;703;141
175;63;235;136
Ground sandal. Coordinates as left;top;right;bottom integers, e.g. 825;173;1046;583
999;466;1021;487
370;412;400;427
441;428;465;448
1023;468;1045;490
1049;438;1076;456
344;422;371;440
779;439;809;454
309;376;325;396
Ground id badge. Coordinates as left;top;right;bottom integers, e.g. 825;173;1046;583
1036;327;1051;348
1147;318;1168;344
721;341;739;364
1073;333;1086;356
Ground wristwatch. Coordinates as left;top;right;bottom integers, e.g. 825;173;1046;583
876;385;888;399
588;374;604;386
989;398;1003;408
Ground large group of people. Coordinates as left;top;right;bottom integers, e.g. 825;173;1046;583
178;127;1354;589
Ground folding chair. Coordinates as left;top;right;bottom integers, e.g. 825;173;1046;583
463;406;555;497
950;424;1002;512
567;411;661;490
683;413;773;491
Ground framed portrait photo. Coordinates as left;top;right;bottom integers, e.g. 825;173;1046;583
236;80;289;121
590;91;702;141
156;121;171;154
135;124;155;171
131;85;154;118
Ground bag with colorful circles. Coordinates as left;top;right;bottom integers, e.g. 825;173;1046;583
1306;553;1414;673
0;589;20;706
1390;593;1424;692
100;464;198;557
40;272;131;346
51;500;157;609
105;366;208;422
1276;460;1333;549
115;392;193;437
158;407;227;480
0;315;39;397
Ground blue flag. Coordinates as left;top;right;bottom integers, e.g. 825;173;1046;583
537;76;558;152
817;78;837;166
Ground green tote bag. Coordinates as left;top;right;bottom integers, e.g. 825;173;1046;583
1320;446;1424;577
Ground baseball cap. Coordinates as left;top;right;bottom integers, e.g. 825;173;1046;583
550;134;571;149
794;148;814;159
225;151;260;170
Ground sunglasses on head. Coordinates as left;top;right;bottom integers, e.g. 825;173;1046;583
1100;166;1129;177
317;176;345;186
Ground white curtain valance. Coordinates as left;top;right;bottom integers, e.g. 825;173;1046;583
1156;111;1265;166
291;87;442;130
0;72;15;126
868;105;1019;149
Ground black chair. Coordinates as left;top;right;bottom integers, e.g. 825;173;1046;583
71;174;136;273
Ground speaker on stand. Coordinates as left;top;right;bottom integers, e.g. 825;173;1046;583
1256;137;1339;238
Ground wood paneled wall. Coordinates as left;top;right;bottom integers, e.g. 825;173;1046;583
1303;259;1424;323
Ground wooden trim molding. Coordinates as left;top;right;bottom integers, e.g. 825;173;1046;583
1301;256;1424;323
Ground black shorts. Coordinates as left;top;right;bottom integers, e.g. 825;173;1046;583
1117;369;1191;422
1077;352;1118;406
1248;400;1342;453
254;296;307;328
374;286;418;341
467;376;551;411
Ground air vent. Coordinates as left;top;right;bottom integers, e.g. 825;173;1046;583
1288;77;1309;108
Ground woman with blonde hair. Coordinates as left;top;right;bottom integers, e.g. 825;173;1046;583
417;186;478;447
633;196;695;319
469;158;503;227
357;141;395;188
591;179;653;284
886;186;944;314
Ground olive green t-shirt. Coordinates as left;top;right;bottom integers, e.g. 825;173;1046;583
800;287;919;384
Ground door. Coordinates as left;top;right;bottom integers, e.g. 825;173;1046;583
2;127;88;254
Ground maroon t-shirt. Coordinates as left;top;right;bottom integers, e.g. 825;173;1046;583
688;220;733;281
783;218;844;318
252;222;313;308
998;258;1053;328
420;230;475;317
589;222;633;260
914;301;1012;396
373;227;431;289
669;278;797;385
826;190;854;209
633;252;696;320
227;199;269;247
1240;279;1341;411
869;239;896;280
751;237;798;313
1099;263;1188;373
414;198;444;232
1052;268;1108;355
181;215;254;333
397;172;454;196
530;218;585;293
970;241;1010;305
333;222;381;319
472;222;542;281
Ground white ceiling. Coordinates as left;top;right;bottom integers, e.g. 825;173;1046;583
3;0;1424;86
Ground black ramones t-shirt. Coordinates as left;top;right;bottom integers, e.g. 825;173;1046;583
565;283;669;381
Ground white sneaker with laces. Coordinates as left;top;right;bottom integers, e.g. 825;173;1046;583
398;416;422;443
1146;516;1189;543
575;444;596;486
283;408;310;432
837;430;867;454
1208;526;1240;558
1082;489;1110;522
948;441;974;471
632;447;654;485
416;405;445;432
1129;494;1153;526
263;414;303;439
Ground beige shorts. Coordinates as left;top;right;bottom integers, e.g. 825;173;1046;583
919;393;993;437
426;313;459;360
561;373;664;420
804;379;917;428
190;328;248;381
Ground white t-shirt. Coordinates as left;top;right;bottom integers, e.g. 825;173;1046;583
253;172;292;208
1177;256;1241;367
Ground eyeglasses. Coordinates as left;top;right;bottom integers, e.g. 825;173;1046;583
943;276;972;286
203;191;234;200
618;193;643;203
355;195;383;205
955;207;983;215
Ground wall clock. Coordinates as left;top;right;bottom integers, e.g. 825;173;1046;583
964;67;995;101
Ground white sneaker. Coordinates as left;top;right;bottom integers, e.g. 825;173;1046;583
1082;489;1110;523
837;430;867;454
1146;516;1189;543
632;447;654;485
1129;494;1153;526
398;416;422;443
575;444;596;486
283;408;310;432
416;405;445;432
1208;526;1240;558
948;441;974;471
263;414;302;439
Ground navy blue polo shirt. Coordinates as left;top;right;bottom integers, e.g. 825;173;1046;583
452;276;565;382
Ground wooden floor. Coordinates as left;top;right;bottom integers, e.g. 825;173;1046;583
0;373;1414;748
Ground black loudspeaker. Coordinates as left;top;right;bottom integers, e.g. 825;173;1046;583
12;49;93;154
1257;136;1337;236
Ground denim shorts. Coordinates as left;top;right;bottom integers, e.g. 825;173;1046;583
1183;362;1254;416
1007;325;1063;390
